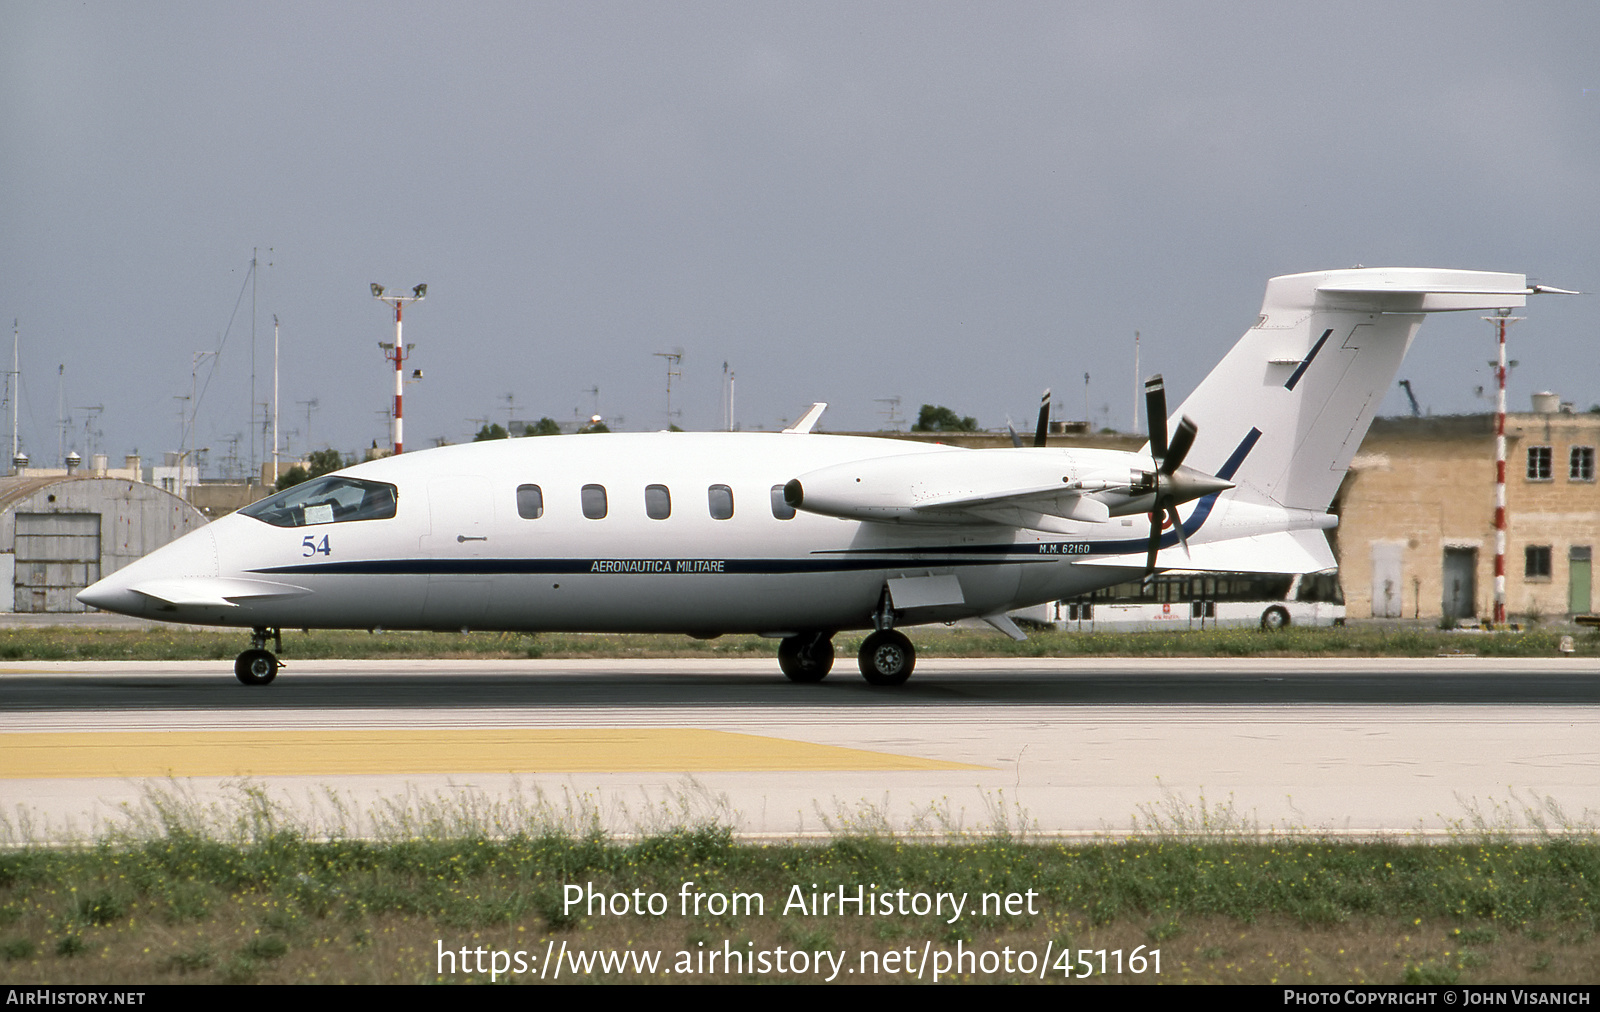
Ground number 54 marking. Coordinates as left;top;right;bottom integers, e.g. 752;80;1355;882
302;535;331;557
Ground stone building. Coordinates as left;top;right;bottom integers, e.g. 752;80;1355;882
1333;410;1598;623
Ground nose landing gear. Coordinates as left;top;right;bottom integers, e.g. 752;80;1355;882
777;631;835;682
235;627;282;685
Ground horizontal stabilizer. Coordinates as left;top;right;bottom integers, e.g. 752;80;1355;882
1088;528;1336;575
1170;266;1537;513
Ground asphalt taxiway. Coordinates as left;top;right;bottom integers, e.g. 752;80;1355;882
2;657;1595;840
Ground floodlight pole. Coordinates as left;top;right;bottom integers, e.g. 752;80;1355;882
371;284;426;454
1487;308;1522;627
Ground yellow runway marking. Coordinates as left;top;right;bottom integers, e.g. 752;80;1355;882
0;729;987;778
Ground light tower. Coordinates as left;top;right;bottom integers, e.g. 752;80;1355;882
371;283;426;454
1486;307;1521;628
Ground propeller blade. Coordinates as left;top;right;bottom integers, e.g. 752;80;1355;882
1033;389;1051;447
1169;506;1190;556
1006;421;1022;448
1144;375;1168;460
1162;416;1197;474
1143;511;1161;583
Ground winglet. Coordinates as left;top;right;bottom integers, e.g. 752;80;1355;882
783;403;828;434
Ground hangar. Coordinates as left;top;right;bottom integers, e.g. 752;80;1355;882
0;469;206;613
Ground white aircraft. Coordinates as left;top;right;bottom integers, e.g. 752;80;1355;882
79;267;1561;686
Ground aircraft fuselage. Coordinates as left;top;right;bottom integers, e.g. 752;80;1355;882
83;432;1187;636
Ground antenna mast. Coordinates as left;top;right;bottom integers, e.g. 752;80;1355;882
654;350;683;429
272;314;280;483
8;321;17;469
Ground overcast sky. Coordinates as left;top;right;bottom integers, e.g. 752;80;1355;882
3;1;1595;474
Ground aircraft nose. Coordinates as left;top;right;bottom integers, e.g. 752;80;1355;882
77;571;145;615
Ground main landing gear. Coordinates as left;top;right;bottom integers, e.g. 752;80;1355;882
235;627;282;686
857;629;915;686
777;587;919;687
858;585;915;686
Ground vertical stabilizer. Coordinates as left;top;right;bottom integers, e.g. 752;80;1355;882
1171;267;1527;512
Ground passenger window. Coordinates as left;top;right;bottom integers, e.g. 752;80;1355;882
708;484;734;520
516;484;544;519
770;484;795;520
645;484;671;520
581;484;608;519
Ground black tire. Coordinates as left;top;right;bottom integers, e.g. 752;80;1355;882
778;633;834;683
858;630;915;686
235;649;279;685
1261;606;1291;631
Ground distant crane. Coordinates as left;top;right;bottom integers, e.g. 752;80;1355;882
1397;379;1422;418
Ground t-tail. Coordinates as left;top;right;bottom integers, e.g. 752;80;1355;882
1169;267;1532;514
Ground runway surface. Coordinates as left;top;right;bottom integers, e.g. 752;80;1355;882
2;656;1596;840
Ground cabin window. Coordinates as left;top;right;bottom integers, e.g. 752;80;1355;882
770;484;795;520
240;476;398;528
645;484;671;520
581;484;608;519
516;484;544;519
708;484;734;520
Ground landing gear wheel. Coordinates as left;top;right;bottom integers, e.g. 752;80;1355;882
235;649;279;686
1261;606;1291;630
778;633;834;683
858;630;915;686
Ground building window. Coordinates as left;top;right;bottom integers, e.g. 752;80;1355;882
708;484;734;520
644;484;671;520
581;484;608;519
1527;446;1553;481
516;484;544;519
1525;545;1552;580
1571;447;1595;482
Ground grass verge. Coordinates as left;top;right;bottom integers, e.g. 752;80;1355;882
0;784;1595;984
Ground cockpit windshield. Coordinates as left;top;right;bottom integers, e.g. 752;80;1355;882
240;476;399;528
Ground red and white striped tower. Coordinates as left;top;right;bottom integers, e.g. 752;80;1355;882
1488;307;1521;626
371;284;426;455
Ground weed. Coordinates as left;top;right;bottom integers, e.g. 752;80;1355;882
2;938;34;961
1454;926;1497;945
1404;960;1460;984
161;944;214;973
1146;917;1183;943
242;935;289;960
74;890;126;926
